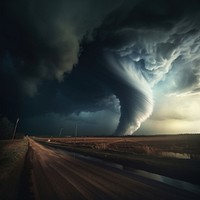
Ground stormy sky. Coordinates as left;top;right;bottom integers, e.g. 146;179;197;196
1;0;200;136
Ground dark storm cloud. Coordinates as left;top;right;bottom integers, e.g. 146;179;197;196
1;0;200;135
0;0;122;125
75;0;200;135
22;110;119;136
1;0;122;96
0;53;22;120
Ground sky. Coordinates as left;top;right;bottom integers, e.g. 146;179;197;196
0;0;200;136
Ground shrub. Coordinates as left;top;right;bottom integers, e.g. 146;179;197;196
0;116;14;139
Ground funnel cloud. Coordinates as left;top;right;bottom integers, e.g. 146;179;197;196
1;0;200;135
105;51;153;135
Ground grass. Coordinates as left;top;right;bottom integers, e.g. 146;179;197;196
0;138;28;200
36;134;200;156
0;139;28;179
35;134;200;184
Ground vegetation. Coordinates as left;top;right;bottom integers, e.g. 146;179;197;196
36;134;200;156
0;116;14;139
0;138;28;200
35;134;200;184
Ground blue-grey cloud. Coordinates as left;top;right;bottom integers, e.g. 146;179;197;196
1;0;123;96
77;0;200;135
1;0;200;136
22;110;119;136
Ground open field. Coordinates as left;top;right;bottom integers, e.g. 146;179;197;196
0;139;28;200
36;134;200;155
20;138;200;200
1;135;199;199
35;134;200;185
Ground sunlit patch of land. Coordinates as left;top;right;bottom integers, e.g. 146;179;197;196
35;134;200;184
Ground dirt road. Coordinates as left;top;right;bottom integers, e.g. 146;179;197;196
22;138;199;200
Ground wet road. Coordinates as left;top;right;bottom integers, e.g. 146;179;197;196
26;138;199;200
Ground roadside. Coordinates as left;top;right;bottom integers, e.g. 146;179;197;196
36;136;200;185
17;139;35;200
0;138;28;200
24;138;200;200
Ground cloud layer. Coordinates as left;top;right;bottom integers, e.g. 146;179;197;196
1;0;200;135
1;0;122;95
77;0;200;135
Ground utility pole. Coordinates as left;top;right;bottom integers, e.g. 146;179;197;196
59;128;63;137
74;123;78;144
73;123;78;159
12;118;19;140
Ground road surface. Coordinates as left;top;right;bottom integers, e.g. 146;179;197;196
22;138;199;200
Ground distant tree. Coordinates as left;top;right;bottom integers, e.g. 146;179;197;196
0;116;14;139
15;132;25;139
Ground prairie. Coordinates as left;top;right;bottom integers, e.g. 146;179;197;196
36;134;200;185
0;139;28;200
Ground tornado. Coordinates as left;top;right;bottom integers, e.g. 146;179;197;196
104;50;153;135
78;0;200;136
79;29;154;136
